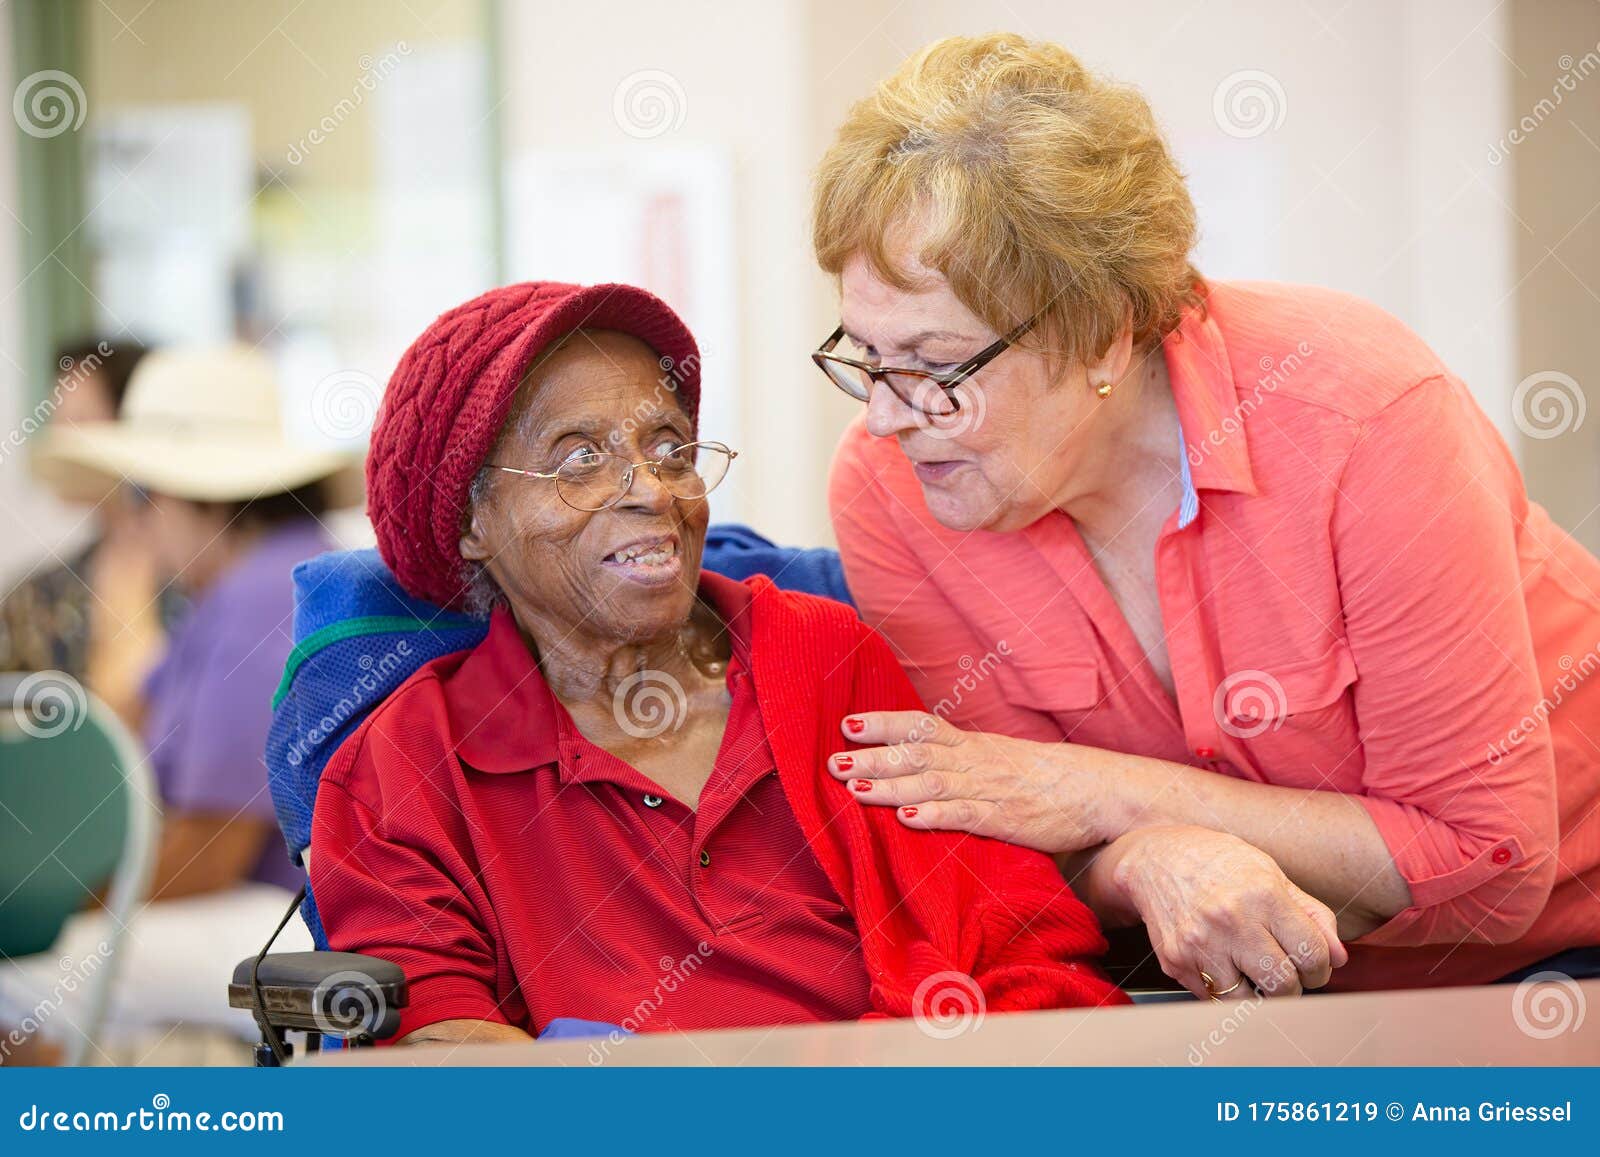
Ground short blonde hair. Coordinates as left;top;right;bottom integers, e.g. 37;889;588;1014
813;33;1202;364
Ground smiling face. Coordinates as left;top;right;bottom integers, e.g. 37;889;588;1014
839;248;1127;534
458;329;708;647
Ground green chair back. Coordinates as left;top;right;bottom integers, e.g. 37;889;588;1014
0;675;132;956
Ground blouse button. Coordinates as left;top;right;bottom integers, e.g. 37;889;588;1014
1492;847;1513;865
642;793;664;809
699;849;712;868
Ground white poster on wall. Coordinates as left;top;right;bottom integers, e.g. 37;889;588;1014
88;104;253;345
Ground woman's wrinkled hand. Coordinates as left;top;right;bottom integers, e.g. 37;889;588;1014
826;710;1114;854
1104;824;1349;999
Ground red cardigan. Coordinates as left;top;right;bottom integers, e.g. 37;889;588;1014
736;577;1127;1017
313;574;1126;1028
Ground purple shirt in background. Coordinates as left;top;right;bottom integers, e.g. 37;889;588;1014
142;520;330;891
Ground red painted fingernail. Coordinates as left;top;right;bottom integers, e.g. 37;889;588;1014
901;807;918;819
852;779;873;793
846;717;865;734
835;755;853;771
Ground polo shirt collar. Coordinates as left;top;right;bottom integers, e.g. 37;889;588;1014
446;569;754;776
1163;296;1259;503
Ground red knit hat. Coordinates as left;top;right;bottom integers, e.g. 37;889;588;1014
367;281;701;609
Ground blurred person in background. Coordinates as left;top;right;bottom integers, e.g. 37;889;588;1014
0;339;178;726
0;345;361;1055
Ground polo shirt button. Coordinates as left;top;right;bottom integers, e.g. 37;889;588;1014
1195;746;1215;759
642;793;663;808
1492;847;1513;865
699;849;712;868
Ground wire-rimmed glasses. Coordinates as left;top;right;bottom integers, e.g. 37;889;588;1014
490;440;737;512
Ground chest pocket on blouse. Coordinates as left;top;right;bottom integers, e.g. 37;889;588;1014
1217;636;1361;785
989;654;1102;736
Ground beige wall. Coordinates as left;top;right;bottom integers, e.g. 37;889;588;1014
84;0;481;189
1509;0;1600;553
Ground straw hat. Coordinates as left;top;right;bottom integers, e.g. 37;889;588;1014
33;344;365;507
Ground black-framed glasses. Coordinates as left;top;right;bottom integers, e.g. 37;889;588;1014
811;318;1034;416
491;440;737;512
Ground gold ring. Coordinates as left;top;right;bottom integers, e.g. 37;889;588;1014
1199;971;1244;1001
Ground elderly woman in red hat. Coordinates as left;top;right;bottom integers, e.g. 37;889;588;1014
309;282;1126;1045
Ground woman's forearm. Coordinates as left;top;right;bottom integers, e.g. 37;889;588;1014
831;713;1414;940
1091;749;1413;939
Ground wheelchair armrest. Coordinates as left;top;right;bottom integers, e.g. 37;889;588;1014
229;951;408;1040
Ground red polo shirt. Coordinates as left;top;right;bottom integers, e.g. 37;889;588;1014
312;573;1125;1042
312;576;872;1038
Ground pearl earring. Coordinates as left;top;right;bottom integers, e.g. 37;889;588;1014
1095;381;1114;399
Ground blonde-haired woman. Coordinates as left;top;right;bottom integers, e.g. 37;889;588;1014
816;33;1600;999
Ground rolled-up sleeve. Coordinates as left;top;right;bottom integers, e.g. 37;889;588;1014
311;777;508;1042
1332;376;1559;947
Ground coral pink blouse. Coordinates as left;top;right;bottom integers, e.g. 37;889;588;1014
829;279;1600;990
